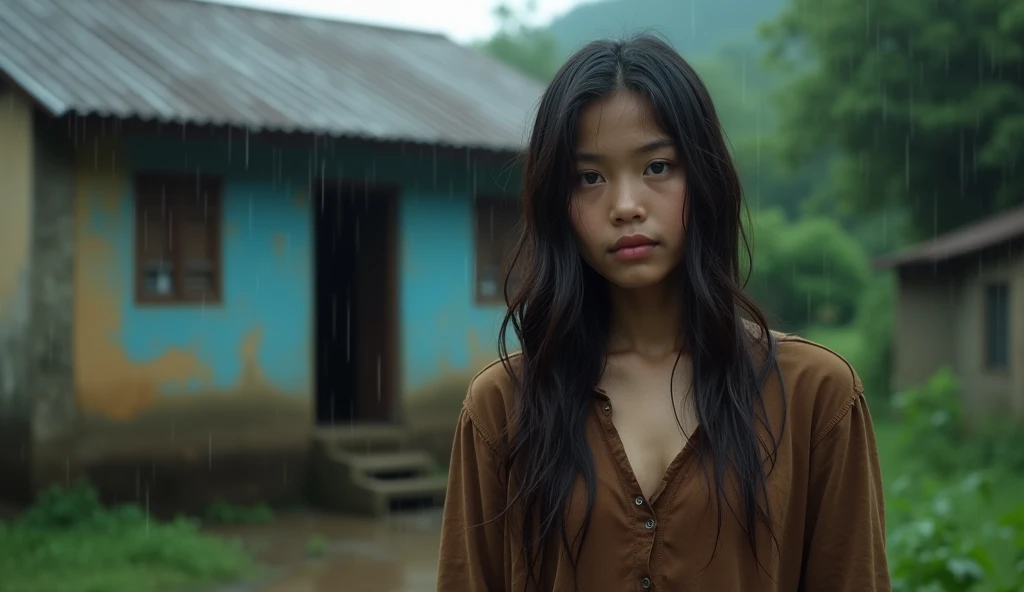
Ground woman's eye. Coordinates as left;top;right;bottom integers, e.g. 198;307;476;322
646;162;669;176
580;171;603;185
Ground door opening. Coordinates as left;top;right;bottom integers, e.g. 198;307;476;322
313;181;398;425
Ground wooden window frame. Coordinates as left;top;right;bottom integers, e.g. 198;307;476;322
134;173;223;305
473;196;521;306
983;281;1010;372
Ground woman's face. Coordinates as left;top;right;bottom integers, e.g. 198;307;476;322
569;90;687;291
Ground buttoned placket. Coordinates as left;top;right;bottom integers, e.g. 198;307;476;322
595;393;659;591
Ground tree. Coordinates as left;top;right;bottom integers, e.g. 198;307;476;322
477;3;561;82
762;0;1024;239
745;209;871;330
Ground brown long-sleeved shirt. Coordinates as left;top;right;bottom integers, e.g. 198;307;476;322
437;335;890;591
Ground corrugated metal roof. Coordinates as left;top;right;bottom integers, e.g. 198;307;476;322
875;204;1024;270
0;0;544;151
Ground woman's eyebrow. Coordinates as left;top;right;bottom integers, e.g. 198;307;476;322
576;138;675;163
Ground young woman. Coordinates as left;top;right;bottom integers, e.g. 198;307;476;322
437;35;889;592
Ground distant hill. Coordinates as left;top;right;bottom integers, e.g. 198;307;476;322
548;0;788;59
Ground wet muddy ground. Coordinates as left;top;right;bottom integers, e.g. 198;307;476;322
207;509;442;592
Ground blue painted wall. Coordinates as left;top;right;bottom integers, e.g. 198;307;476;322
73;131;519;418
400;195;512;399
74;135;313;415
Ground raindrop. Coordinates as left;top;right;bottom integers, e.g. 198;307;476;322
346;292;351;363
959;131;966;198
208;431;213;469
244;126;250;169
904;134;910;192
377;355;382;401
332;293;337;339
227;127;232;162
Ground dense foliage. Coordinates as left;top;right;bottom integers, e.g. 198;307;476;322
763;0;1024;237
745;208;871;330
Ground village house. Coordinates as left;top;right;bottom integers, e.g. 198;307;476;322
0;0;542;515
876;205;1024;418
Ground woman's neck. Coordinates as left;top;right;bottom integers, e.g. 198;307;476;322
606;277;683;359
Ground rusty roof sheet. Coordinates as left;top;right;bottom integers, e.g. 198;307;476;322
0;0;543;151
875;204;1024;270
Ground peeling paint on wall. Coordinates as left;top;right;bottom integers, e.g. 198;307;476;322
73;136;314;422
400;195;517;400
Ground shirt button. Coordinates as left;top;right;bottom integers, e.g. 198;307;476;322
645;518;656;530
641;576;652;589
634;496;644;506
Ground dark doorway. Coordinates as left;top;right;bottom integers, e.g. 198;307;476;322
314;181;398;425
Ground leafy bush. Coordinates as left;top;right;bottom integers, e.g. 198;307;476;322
891;368;969;474
891;368;1024;475
855;273;894;402
0;483;258;592
885;369;1024;591
888;474;995;591
887;473;1024;592
745;208;871;330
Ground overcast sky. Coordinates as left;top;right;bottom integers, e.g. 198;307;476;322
202;0;596;43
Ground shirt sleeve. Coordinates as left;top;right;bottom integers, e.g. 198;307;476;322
802;394;891;591
436;406;507;591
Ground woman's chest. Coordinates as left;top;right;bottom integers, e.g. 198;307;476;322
529;414;811;591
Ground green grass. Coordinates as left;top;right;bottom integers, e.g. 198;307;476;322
800;324;866;369
0;485;261;592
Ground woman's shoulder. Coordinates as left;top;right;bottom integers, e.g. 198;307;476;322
459;353;521;450
771;332;867;444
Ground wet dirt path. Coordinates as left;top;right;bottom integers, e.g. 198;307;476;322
207;510;442;592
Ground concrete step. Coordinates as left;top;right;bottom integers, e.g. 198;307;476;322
363;474;448;514
309;428;448;516
342;450;436;480
311;424;410;454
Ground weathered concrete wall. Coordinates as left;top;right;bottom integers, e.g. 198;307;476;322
952;253;1024;417
59;123;522;507
0;91;34;501
893;269;960;393
71;133;313;473
29;121;79;491
400;195;519;416
896;251;1024;418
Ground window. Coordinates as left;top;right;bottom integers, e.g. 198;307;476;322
474;196;521;305
134;174;222;304
984;282;1010;370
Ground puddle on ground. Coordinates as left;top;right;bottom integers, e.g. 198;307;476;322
207;510;443;592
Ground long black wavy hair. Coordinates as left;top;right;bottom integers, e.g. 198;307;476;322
496;34;785;588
